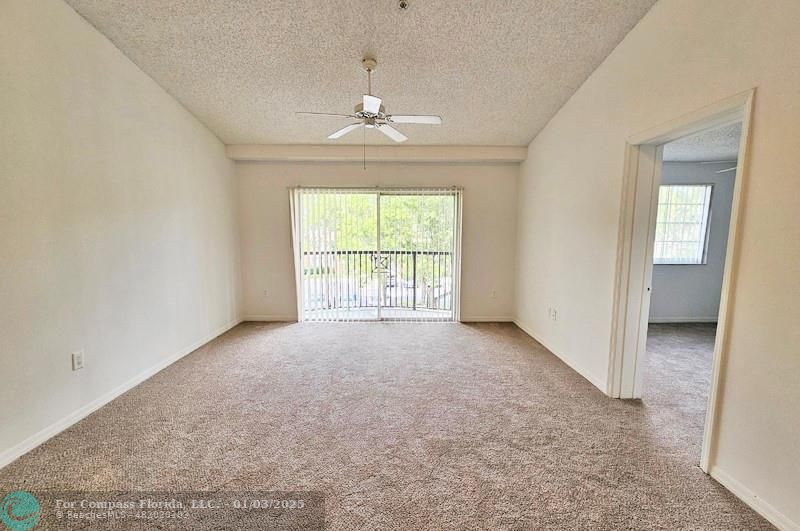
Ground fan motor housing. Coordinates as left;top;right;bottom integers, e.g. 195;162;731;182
354;102;385;117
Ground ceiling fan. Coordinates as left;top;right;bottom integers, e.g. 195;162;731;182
700;160;738;174
297;57;442;144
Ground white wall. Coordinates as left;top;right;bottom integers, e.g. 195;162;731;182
515;0;800;527
237;162;518;322
0;0;241;463
649;162;736;323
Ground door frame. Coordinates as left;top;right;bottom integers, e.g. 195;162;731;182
606;89;755;472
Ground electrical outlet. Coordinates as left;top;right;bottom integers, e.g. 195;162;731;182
547;307;558;321
71;350;85;371
490;289;497;299
551;308;558;321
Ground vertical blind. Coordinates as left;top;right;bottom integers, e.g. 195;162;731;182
289;187;462;322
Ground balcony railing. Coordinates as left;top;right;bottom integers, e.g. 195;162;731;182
302;250;453;313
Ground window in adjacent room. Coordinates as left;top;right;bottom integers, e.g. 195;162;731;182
653;184;713;265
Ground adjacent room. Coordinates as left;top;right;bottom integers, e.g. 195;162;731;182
642;122;742;471
1;1;798;530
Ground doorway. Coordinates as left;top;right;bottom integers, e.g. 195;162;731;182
290;187;462;322
608;90;754;472
643;122;741;467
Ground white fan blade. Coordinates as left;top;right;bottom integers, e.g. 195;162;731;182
377;124;407;143
387;115;442;125
363;94;382;114
297;111;356;117
328;123;363;140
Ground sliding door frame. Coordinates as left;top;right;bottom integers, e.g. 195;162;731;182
290;186;463;322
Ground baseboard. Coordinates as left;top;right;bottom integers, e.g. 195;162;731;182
460;316;514;322
242;315;516;323
0;318;243;470
710;466;799;531
242;314;297;322
513;319;607;394
649;317;718;324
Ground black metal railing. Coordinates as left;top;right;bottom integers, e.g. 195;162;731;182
302;250;453;312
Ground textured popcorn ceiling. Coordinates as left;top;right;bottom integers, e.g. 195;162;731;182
663;123;742;162
65;0;656;146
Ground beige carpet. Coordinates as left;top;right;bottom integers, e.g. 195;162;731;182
0;322;772;529
643;323;719;460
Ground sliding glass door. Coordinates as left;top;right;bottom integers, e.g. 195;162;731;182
290;188;461;322
378;192;457;320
